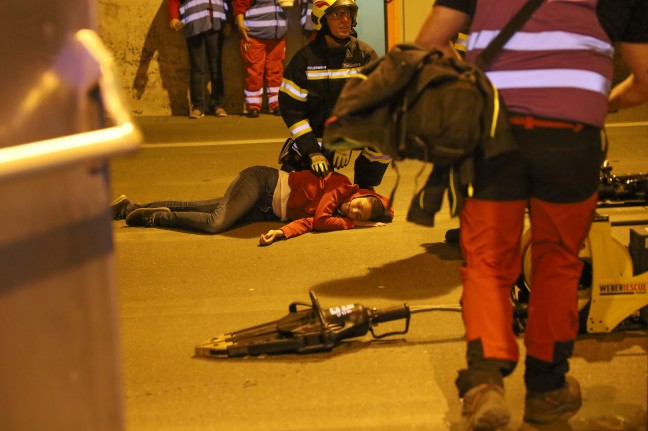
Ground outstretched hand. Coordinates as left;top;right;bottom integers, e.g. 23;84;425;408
259;229;285;246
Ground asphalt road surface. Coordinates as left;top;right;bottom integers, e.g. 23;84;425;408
109;113;648;431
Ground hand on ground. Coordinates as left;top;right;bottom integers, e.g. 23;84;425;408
259;229;285;245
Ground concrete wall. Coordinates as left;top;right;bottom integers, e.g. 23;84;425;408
97;0;310;116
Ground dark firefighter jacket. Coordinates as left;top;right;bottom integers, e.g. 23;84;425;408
278;33;377;158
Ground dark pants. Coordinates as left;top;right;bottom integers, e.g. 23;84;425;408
187;29;225;112
143;166;279;234
353;147;391;190
456;122;603;396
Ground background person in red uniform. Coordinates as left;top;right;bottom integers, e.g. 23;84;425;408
233;0;288;118
415;0;648;429
167;0;229;119
110;166;393;244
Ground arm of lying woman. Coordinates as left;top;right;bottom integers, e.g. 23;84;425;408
259;229;286;245
351;220;386;227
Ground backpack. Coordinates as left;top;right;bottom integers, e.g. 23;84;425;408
323;43;515;168
323;43;517;223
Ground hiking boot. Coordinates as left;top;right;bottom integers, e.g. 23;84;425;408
524;376;582;424
190;108;204;119
460;384;511;431
125;207;171;227
111;194;135;220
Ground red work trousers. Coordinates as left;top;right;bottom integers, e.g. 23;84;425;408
239;37;286;111
456;121;602;395
460;195;597;359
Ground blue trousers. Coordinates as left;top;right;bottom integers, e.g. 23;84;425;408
143;166;279;234
187;29;225;112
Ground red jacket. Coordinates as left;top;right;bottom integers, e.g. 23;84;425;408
231;0;251;16
281;171;393;239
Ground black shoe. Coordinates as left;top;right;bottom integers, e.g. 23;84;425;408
272;106;281;116
111;194;135;220
445;227;461;242
247;108;260;118
125;207;171;227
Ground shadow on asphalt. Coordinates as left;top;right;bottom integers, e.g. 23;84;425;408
575;331;648;362
313;242;463;301
113;220;285;238
191;335;467;364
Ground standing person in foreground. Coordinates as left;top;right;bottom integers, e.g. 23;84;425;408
415;0;648;429
111;166;392;245
232;0;287;118
278;0;391;190
167;0;229;119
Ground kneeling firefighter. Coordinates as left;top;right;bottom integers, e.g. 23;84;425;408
277;0;391;190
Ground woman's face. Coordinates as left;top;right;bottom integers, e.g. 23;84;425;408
340;197;373;221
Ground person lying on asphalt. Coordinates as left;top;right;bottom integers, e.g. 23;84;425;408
111;165;393;245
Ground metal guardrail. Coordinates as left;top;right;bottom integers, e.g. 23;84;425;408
0;29;141;180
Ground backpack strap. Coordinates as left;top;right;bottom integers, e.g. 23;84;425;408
475;0;544;69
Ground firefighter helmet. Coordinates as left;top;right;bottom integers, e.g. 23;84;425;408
311;0;358;31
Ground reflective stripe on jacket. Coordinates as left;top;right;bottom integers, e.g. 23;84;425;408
300;0;314;34
243;0;287;40
279;33;377;156
179;0;227;38
466;0;613;127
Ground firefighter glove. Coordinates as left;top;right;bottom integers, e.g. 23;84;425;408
332;149;352;169
309;153;330;177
